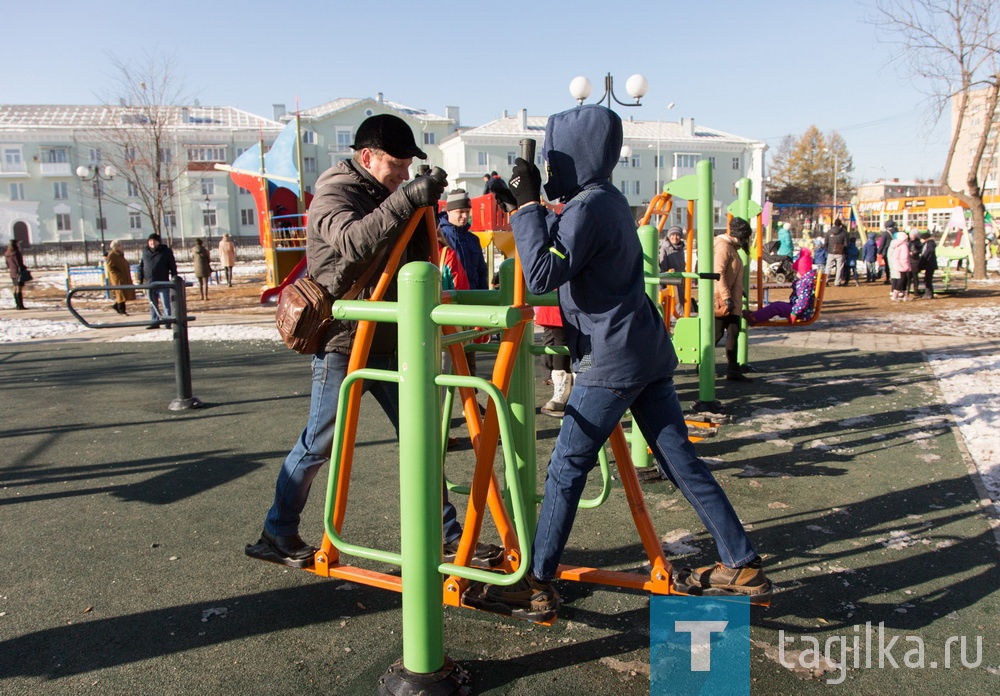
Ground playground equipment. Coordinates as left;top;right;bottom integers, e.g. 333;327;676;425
249;159;767;694
216;117;313;303
66;275;202;410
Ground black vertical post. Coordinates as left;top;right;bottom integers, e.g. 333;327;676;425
168;275;202;410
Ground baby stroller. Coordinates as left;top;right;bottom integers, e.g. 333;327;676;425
762;240;795;282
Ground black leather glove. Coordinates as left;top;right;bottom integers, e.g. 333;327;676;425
509;157;541;208
402;170;447;209
725;298;735;315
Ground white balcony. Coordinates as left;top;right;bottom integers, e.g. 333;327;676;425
0;163;27;177
671;166;696;180
40;162;72;176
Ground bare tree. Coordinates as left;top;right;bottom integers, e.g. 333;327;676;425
92;52;191;244
872;0;1000;279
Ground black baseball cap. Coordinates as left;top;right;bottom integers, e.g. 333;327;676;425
351;114;427;159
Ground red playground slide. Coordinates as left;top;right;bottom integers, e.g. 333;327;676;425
260;255;308;305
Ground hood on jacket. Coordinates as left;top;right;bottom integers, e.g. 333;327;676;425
542;104;622;201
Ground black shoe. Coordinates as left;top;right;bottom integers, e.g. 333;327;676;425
636;466;665;483
740;363;757;374
245;529;316;568
144;325;159;330
726;371;753;383
443;539;504;568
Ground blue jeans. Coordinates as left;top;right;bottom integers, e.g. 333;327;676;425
265;350;463;542
148;286;172;322
531;378;756;581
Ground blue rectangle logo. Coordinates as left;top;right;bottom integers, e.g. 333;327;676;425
650;596;750;695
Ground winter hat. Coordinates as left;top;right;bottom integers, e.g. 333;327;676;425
885;220;897;230
446;189;472;211
350;114;427;159
666;225;683;238
814;237;825;247
148;233;161;243
793;248;813;275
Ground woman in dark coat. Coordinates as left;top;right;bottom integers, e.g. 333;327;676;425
104;239;137;315
918;231;938;299
4;239;27;310
191;238;212;300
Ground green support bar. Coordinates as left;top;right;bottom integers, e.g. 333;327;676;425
731;178;753;367
396;262;447;675
666;160;719;409
632;224;658;470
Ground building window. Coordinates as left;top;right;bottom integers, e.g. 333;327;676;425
236;148;246;158
56;213;72;231
186;146;227;162
630;155;641;168
129;212;142;230
241;209;255;226
202;209;217;227
620;155;630;167
507;152;517;166
201;179;215;196
5;148;23;165
160;148;172;164
9;183;24;200
633;180;641;196
88;148;102;164
303;156;317;173
302;130;316;145
163;211;176;230
42;148;69;163
424;132;435;145
620;180;627;194
335;128;352;152
238;186;251;196
53;181;68;200
732;157;741;170
675;153;698;168
124;146;136;162
305;185;313;195
708;156;716;169
96;216;107;231
127;181;140;197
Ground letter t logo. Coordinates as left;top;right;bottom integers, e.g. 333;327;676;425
674;621;729;671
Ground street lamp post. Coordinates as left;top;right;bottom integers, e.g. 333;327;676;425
824;148;839;222
569;72;649;109
202;194;214;247
655;103;676;194
76;164;117;257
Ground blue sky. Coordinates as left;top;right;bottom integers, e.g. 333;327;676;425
3;1;950;186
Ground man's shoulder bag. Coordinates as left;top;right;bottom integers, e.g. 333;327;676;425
274;248;388;355
275;275;334;355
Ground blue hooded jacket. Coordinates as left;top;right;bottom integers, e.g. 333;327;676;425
510;105;676;388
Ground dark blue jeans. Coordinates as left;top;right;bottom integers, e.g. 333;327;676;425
531;377;756;581
265;350;463;542
148;286;172;322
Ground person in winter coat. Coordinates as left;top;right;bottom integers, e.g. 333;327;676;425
907;230;923;296
889;230;912;301
825;219;848;285
845;236;861;286
245;113;501;571
104;239;136;315
877;221;896;284
714;217;752;382
535;303;572;417
861;234;878;283
218;233;237;287
438;189;487;378
776;222;794;259
918;231;938;299
191;238;212;301
658;225;688;315
481;104;770;619
747;249;817;323
136;233;178;324
813;237;827;271
5;239;28;310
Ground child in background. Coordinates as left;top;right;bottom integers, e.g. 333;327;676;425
746;249;817;324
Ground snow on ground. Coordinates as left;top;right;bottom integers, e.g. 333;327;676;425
113;324;281;343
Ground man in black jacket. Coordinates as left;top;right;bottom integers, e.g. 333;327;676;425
136;233;177;325
247;114;502;570
825;219;848;285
